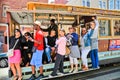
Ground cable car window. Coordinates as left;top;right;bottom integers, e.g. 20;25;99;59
113;20;120;36
99;20;111;36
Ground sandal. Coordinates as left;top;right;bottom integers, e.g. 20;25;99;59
82;67;89;71
13;75;18;80
18;76;23;80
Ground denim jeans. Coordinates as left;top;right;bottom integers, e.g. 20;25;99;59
45;47;51;62
90;49;99;68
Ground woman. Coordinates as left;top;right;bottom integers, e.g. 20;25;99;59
9;29;23;80
67;27;80;73
81;27;93;71
49;29;66;77
22;32;33;67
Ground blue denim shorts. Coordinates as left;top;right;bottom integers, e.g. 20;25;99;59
30;50;43;68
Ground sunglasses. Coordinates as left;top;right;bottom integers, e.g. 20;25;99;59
24;34;28;36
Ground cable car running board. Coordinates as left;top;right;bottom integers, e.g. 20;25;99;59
41;68;100;80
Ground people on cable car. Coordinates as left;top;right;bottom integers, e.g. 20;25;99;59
89;17;99;69
44;30;57;63
21;32;33;67
66;27;80;73
80;27;93;71
9;29;23;80
28;21;44;80
40;19;58;38
48;19;58;38
49;29;67;77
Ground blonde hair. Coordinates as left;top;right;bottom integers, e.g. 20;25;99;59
60;29;66;35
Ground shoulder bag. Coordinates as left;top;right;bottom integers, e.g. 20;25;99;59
7;39;19;57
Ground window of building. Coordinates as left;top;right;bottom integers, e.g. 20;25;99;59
82;0;86;6
108;0;114;10
99;20;111;36
116;0;120;9
103;2;106;9
86;0;90;7
113;20;120;36
2;5;9;17
99;1;106;9
82;0;90;7
99;1;102;8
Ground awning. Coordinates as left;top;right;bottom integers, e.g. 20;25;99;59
10;11;33;25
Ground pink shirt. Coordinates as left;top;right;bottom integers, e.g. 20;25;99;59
56;36;66;55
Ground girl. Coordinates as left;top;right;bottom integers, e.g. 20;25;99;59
67;27;80;73
49;29;66;77
9;29;23;80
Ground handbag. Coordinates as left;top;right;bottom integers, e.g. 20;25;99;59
32;46;37;53
7;39;19;57
8;69;13;78
65;47;71;55
7;49;14;57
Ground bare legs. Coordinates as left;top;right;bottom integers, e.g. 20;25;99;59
31;65;35;74
10;63;16;77
10;63;22;80
69;56;78;73
39;66;43;74
31;65;43;74
15;63;22;79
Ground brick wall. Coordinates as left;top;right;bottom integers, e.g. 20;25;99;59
0;0;48;23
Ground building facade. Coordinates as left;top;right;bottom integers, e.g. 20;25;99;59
55;0;68;4
66;0;120;10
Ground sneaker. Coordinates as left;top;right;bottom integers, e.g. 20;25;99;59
49;74;57;78
93;66;100;69
69;69;73;73
28;75;36;80
57;72;64;76
36;74;44;80
97;66;100;69
73;69;78;73
49;74;54;78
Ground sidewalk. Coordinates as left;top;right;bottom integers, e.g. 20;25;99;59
0;67;9;80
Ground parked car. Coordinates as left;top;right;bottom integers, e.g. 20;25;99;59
0;53;8;68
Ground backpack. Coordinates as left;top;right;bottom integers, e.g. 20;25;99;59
66;34;73;47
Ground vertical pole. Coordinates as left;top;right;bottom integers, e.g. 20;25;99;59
77;15;80;34
77;15;80;45
33;6;36;39
111;19;114;37
57;13;60;37
33;6;36;22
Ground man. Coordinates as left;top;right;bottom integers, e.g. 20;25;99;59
29;21;44;80
47;19;58;38
89;16;99;69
